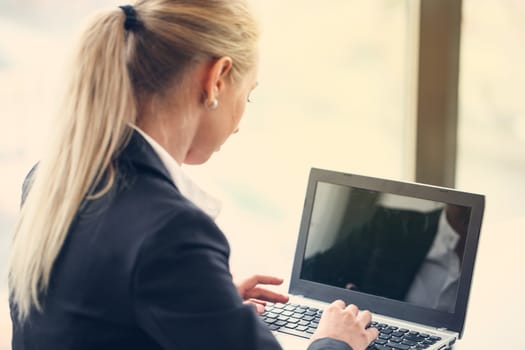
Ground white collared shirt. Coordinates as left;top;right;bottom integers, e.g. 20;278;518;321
405;209;461;312
131;126;222;220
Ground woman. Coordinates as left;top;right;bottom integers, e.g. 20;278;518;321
8;1;378;349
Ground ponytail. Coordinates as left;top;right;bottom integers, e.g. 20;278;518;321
8;8;136;321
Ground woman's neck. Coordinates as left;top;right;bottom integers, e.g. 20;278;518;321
136;97;201;165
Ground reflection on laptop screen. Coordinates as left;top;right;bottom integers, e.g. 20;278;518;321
300;181;471;314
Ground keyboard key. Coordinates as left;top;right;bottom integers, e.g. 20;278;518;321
269;324;280;331
387;341;410;350
374;345;395;350
277;327;311;339
401;339;416;346
306;327;316;334
429;336;442;341
274;320;287;327
284;323;297;329
405;335;426;343
264;317;277;324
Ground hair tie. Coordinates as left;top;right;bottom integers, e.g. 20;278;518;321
119;5;141;31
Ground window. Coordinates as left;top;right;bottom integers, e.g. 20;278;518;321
458;0;525;227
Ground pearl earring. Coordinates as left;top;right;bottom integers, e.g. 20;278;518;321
206;98;219;110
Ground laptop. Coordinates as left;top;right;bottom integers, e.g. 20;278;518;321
262;168;484;350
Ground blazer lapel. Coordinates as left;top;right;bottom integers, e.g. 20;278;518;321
119;130;175;188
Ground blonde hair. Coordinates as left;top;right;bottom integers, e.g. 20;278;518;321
9;0;259;321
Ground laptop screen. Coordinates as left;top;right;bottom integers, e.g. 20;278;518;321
289;168;484;336
299;181;471;314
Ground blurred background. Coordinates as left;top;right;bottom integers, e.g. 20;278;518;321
0;0;524;348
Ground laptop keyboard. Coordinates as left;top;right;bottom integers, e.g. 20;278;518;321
366;322;443;350
261;302;322;339
261;302;444;350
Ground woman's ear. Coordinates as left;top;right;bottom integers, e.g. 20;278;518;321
203;56;233;105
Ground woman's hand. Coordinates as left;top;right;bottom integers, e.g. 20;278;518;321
236;275;289;314
310;300;378;350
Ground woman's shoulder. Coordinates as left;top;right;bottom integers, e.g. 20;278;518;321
88;162;215;237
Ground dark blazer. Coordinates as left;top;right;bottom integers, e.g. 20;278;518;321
11;131;350;350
